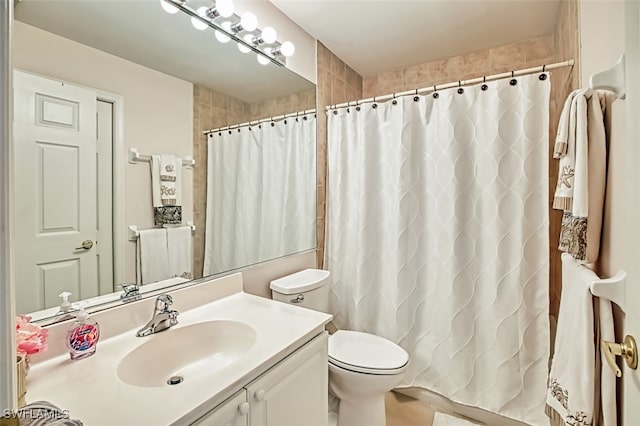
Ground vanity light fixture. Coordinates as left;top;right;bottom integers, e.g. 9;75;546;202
231;12;258;34
191;7;210;30
205;0;234;19
160;0;184;14
160;0;293;66
271;41;295;58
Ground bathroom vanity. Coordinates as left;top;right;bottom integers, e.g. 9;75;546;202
25;273;332;425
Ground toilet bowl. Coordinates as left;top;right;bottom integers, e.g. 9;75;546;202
270;269;410;426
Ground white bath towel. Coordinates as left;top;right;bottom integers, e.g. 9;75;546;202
553;90;611;263
546;253;598;425
167;225;192;280
432;412;482;426
136;228;170;285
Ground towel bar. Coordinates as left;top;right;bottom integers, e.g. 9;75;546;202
128;222;196;241
589;270;626;313
128;148;195;168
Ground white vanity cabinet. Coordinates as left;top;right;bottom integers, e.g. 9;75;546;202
192;390;249;426
192;332;328;426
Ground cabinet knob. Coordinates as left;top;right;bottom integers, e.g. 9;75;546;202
238;402;250;416
254;390;266;402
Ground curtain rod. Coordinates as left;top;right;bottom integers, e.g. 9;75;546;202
326;59;575;110
203;109;317;135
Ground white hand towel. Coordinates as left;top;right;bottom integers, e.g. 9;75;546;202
136;228;170;285
160;154;177;181
546;253;597;425
167;226;192;280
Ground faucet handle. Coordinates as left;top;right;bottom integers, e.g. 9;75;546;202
155;294;173;311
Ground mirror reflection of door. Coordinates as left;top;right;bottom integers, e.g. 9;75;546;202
13;70;113;313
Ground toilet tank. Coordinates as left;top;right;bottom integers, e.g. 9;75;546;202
270;269;330;313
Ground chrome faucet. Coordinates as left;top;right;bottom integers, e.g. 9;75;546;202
120;283;140;303
136;294;179;337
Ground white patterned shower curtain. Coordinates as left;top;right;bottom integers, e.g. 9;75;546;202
204;115;316;275
325;74;550;425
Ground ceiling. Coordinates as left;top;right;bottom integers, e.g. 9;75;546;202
269;0;563;77
14;0;314;103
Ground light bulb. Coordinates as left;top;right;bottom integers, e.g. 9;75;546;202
257;54;270;65
191;7;209;30
280;41;295;57
215;21;232;43
238;34;253;53
261;26;277;44
240;12;258;32
217;0;234;18
160;0;179;14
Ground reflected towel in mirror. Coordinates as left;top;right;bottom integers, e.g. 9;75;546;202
136;229;170;285
151;155;182;225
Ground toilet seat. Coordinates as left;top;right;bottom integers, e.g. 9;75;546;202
328;330;409;375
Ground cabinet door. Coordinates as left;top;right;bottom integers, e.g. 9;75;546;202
192;390;249;426
246;332;328;426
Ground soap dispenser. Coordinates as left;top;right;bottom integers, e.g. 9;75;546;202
57;292;74;320
66;303;100;360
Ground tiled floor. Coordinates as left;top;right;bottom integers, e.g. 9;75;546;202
386;391;437;426
385;391;479;426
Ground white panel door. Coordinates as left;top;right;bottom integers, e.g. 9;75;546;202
13;71;98;313
624;1;640;423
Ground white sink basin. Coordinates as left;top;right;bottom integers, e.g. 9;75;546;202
117;320;257;387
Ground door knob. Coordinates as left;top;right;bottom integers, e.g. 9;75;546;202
75;240;94;250
602;335;638;378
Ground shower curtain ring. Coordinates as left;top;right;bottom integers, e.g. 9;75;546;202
510;71;518;86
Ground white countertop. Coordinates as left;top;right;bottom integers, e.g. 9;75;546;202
26;291;332;425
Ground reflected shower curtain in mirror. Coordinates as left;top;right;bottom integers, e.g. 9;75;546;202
325;74;550;425
204;115;316;275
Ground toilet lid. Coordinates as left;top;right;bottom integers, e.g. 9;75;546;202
328;330;409;375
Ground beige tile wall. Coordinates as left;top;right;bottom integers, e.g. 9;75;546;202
192;85;316;278
315;0;579;317
315;41;363;267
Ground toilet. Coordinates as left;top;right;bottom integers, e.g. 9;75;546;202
270;269;409;426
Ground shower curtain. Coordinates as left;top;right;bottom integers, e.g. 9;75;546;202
204;115;316;275
325;74;550;425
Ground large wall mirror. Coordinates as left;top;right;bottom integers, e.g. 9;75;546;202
12;0;317;321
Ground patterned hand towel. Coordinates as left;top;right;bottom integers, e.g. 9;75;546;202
151;155;182;225
553;90;612;263
159;154;176;181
